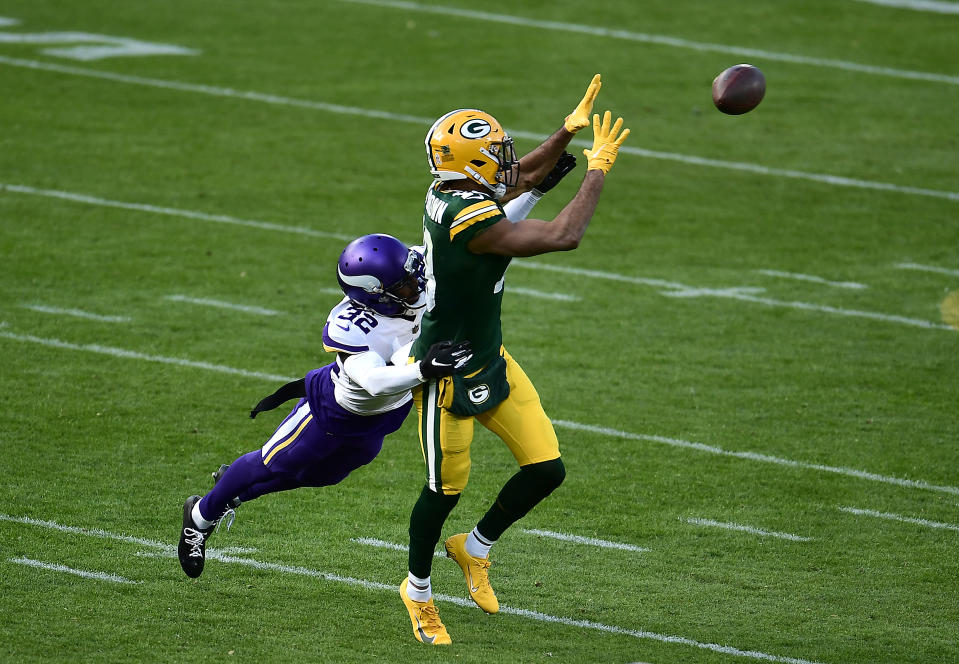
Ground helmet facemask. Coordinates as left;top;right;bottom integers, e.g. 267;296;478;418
336;236;426;318
377;250;427;316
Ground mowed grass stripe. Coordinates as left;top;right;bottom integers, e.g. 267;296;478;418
1;57;958;202
1;512;825;664
2;182;952;332
0;326;955;498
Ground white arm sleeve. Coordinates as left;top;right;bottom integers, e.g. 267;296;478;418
342;350;424;397
502;190;543;222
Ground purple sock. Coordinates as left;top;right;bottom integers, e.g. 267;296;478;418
198;450;276;522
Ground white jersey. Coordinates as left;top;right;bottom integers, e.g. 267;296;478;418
321;295;426;416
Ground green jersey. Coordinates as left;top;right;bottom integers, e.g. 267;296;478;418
411;182;511;374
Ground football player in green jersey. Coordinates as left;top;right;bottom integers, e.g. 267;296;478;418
399;74;630;645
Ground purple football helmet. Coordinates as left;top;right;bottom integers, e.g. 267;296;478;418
336;234;426;316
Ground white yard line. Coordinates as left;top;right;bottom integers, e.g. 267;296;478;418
351;537;446;558
515;260;953;331
755;270;868;290
216;546;259;555
1;60;958;203
355;531;649;554
683;518;813;542
21;304;132;322
852;0;959;14
2;183;950;332
551;420;959;497
339;0;959;87
1;326;956;498
9;556;138;584
508;287;580;302
838;506;959;532
895;262;959;278
0;329;294;383
521;528;649;552
0;513;173;552
1;512;824;664
165;295;282;316
0;182;353;242
657;286;953;331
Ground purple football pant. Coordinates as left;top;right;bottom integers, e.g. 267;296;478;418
197;389;410;522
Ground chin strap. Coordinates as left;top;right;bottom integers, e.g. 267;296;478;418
250;379;306;419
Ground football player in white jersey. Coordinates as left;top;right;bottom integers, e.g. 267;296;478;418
177;234;472;578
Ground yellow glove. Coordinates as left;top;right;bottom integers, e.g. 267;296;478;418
564;74;601;133
583;111;630;175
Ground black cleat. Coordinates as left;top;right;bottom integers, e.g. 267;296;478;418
178;495;213;578
211;464;241;509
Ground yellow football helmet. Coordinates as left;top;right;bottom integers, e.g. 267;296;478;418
425;109;519;199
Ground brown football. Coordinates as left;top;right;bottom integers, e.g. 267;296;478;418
712;64;766;115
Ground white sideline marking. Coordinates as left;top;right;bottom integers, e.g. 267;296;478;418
508;286;580;302
516;261;954;331
9;556;138;584
895;262;959;278
0;17;21;27
552;420;959;497
522;528;649;552
21;304;132;322
756;270;868;290
1;61;958;204
4;180;949;331
340;0;959;87
1;326;955;498
165;295;282;316
852;0;959;14
683;518;813;542
0;329;293;383
4;513;824;664
0;182;353;242
839;506;959;532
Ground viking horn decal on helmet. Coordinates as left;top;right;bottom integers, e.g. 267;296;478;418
336;267;382;292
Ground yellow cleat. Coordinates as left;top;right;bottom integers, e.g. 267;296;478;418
444;533;499;614
400;579;452;645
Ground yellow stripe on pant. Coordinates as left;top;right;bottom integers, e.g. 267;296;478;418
263;413;313;465
413;347;560;496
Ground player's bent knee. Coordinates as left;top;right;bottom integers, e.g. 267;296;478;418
523;457;566;492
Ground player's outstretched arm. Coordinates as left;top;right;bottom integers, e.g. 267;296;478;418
469;111;629;258
343;341;472;396
504;75;602;200
502;151;577;222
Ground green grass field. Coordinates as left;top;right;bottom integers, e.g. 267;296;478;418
1;1;958;662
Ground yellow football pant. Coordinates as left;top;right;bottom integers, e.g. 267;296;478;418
412;347;560;495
